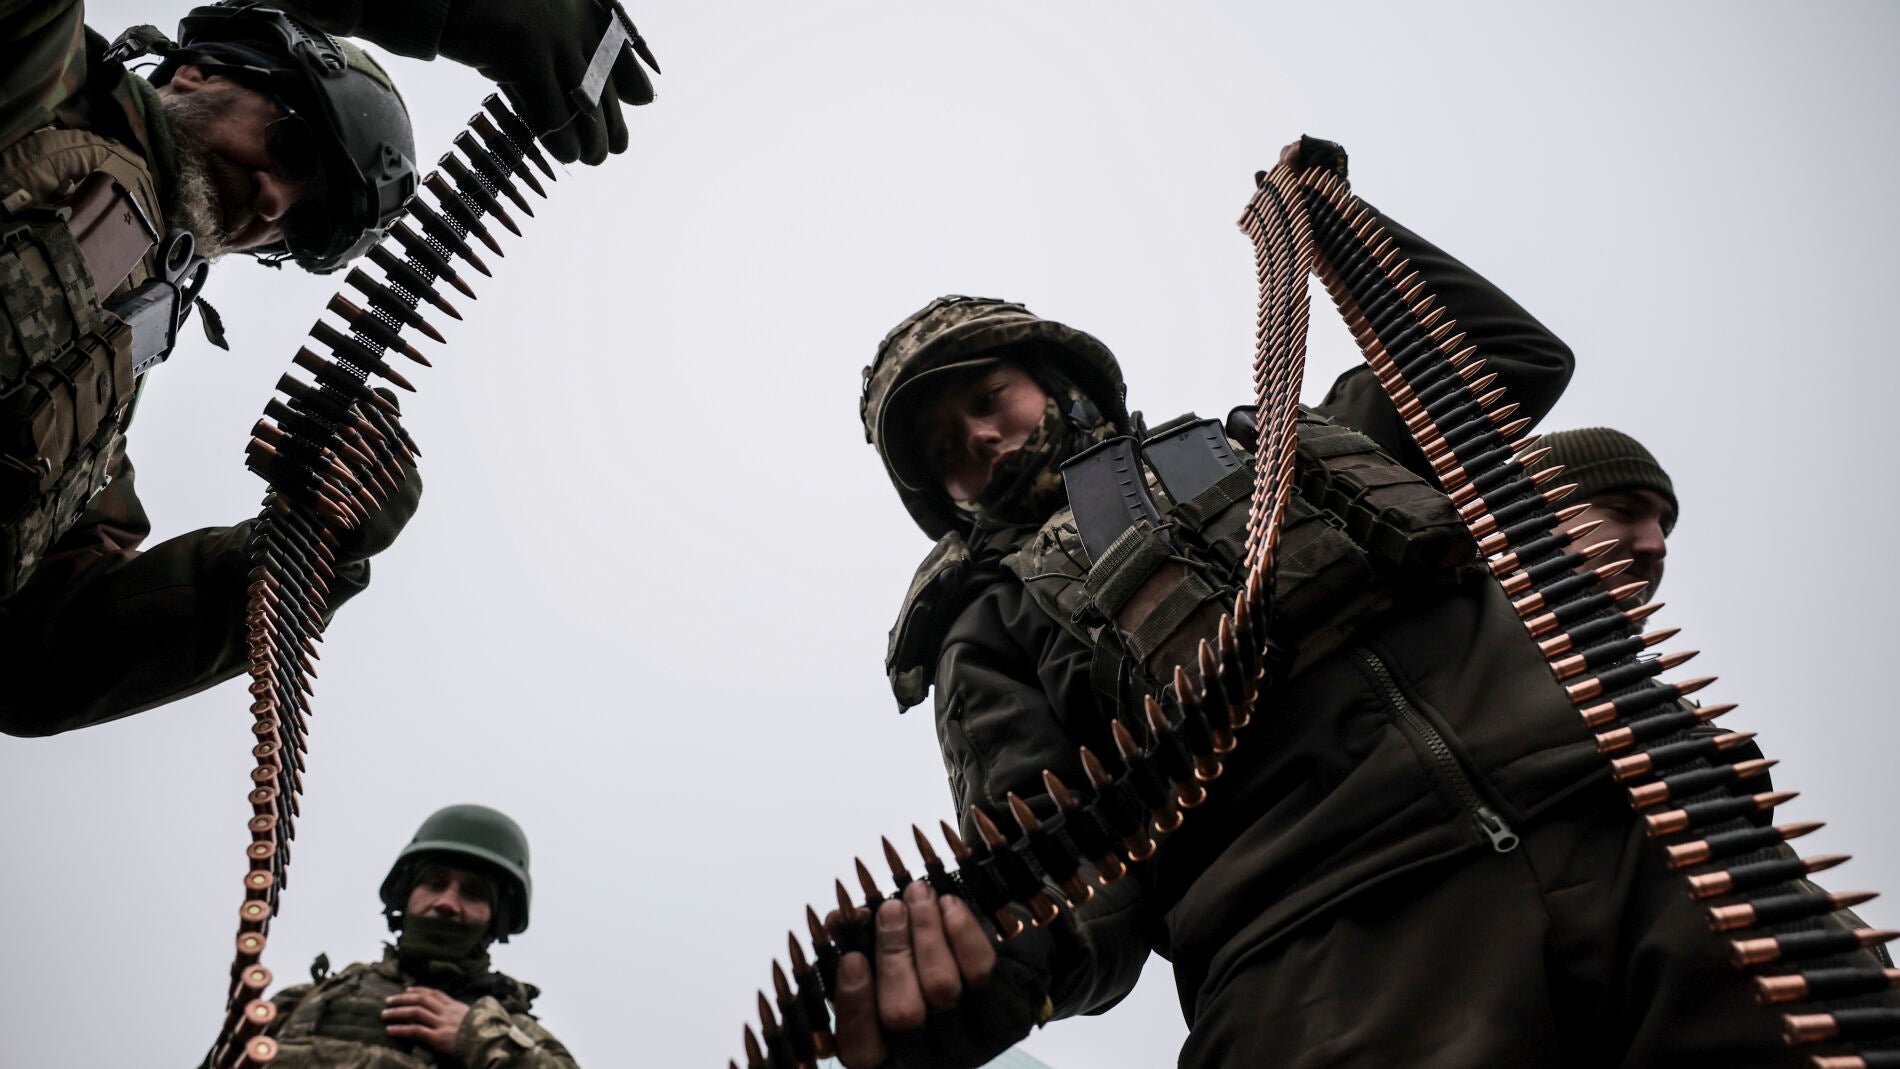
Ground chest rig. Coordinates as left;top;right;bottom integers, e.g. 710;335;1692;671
1005;407;1475;721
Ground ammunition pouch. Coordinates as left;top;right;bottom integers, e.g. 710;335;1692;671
887;529;992;713
0;203;137;598
0;171;200;598
1005;410;1475;719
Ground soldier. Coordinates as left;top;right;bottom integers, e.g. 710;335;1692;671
0;0;658;735
1530;427;1677;602
837;144;1882;1067
258;804;577;1068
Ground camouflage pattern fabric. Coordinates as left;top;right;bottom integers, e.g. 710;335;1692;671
266;951;578;1069
861;296;1132;540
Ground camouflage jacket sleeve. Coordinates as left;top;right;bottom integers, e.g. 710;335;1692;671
1315;203;1575;477
935;575;1152;1020
453;997;579;1069
0;0;86;151
270;0;453;61
0;453;373;736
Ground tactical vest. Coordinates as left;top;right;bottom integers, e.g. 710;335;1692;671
270;954;540;1068
0;125;164;597
886;408;1476;720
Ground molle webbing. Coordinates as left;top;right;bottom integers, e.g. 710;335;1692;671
206;95;559;1069
729;142;1898;1068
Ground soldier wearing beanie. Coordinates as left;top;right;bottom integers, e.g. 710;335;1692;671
1530;428;1678;602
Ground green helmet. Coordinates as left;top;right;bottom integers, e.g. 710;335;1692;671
143;2;418;273
379;805;532;940
861;295;1132;539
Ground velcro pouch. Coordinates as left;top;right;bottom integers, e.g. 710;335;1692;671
887;531;974;712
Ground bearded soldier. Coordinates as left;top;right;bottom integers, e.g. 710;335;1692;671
0;0;658;735
258;804;575;1068
837;145;1894;1067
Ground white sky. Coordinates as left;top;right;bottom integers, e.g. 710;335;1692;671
4;2;1898;1066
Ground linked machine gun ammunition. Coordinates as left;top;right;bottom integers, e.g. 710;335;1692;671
205;11;657;1062
726;141;1900;1067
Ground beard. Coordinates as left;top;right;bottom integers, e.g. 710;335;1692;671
160;90;259;261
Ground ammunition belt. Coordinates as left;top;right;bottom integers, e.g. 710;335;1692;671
729;143;1900;1067
206;94;558;1069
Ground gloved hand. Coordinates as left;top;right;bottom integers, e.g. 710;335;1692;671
335;388;422;562
833;883;1053;1069
436;0;659;166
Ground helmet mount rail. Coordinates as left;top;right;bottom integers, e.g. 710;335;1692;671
206;92;557;1069
726;147;1899;1067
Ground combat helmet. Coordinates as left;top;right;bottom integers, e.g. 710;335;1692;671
861;296;1132;539
127;1;418;273
379;805;532;941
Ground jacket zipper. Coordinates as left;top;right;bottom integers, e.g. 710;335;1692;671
1358;648;1521;853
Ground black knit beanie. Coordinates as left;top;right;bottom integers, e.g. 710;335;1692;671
1531;427;1678;525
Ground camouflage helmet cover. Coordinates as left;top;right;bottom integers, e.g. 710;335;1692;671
379;804;532;938
861;296;1131;539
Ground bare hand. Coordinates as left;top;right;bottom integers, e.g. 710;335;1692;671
833;882;997;1068
382;986;469;1055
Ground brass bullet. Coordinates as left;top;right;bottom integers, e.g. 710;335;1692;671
368;243;470;310
1566;649;1699;703
1610;725;1749;777
854;858;881;908
326;295;432;366
484;95;555;179
1667;822;1822;869
1686;853;1845;900
1629;756;1772;809
1113;719;1183;834
1715;890;1879;935
1081;746;1155;861
1044;768;1126;882
939;819;970;862
422;172;504;257
742;1024;765;1069
881;836;914;890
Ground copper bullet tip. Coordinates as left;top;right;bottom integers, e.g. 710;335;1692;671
1043;769;1077;811
854;857;880;902
1007;792;1041;835
1111;718;1140;758
940;819;969;859
912;823;941;867
757;990;778;1031
834;879;854;916
971;806;1008;848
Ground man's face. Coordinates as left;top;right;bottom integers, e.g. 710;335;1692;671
156;65;320;256
917;361;1051;503
1569;488;1674;603
405;864;495;930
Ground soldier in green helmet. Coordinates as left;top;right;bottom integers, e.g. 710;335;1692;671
0;0;660;735
828;141;1898;1067
258;804;579;1068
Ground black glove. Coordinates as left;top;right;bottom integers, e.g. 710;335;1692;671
335;388;421;562
437;0;659;166
880;925;1054;1069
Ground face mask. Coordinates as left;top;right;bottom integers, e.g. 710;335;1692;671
395;913;491;977
957;379;1114;529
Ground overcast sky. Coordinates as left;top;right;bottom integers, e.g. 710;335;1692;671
4;3;1898;1066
